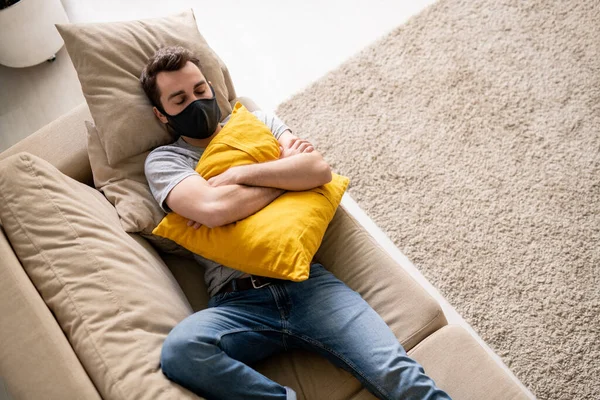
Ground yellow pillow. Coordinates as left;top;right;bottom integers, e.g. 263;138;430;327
152;103;349;281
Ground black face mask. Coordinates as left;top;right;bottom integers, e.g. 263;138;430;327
161;84;222;139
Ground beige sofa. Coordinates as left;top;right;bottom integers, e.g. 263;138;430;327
0;102;535;400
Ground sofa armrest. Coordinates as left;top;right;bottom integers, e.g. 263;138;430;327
409;325;536;399
0;227;101;400
0;103;93;185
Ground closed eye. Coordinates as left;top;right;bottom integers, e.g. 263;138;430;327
175;91;206;105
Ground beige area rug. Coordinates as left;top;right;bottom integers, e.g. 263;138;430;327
276;0;600;399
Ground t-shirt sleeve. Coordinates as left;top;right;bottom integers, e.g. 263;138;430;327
144;148;198;213
251;110;291;140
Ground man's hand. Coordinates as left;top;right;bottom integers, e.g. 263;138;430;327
187;219;202;230
207;168;241;187
279;137;314;159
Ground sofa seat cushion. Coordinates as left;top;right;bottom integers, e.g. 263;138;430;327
408;325;533;400
254;325;532;400
0;153;201;400
315;205;447;351
164;202;447;350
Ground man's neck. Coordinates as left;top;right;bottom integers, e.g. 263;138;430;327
181;124;222;148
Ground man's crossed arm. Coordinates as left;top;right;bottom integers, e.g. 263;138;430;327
206;131;331;191
165;131;332;229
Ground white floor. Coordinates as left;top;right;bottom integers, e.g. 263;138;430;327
62;0;439;113
0;0;438;150
0;0;533;396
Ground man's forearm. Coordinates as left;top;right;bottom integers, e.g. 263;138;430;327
234;153;332;191
208;184;284;227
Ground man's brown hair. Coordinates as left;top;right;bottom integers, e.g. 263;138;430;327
140;46;201;111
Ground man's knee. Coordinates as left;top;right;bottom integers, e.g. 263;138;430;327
160;327;216;381
160;332;180;379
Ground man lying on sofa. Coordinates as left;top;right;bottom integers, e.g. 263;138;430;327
141;45;451;400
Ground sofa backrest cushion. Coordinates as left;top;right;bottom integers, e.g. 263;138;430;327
0;153;200;400
56;9;235;167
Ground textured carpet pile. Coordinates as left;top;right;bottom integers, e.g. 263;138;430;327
275;1;599;399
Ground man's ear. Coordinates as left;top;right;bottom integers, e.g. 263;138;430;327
153;106;168;124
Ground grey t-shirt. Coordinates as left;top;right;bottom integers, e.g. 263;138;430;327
144;110;291;297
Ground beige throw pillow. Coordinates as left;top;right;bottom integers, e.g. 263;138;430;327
86;120;194;258
0;153;200;400
56;9;236;166
85;120;164;234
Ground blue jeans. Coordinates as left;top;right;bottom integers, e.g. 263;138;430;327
160;263;451;400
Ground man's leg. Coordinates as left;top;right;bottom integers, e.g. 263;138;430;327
160;289;296;400
285;263;452;400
